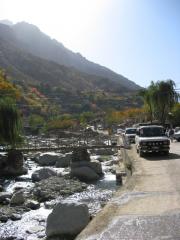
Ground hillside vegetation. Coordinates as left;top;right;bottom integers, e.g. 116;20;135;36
0;22;142;114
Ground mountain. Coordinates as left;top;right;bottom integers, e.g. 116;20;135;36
0;22;142;113
11;22;139;91
0;19;13;26
0;28;130;93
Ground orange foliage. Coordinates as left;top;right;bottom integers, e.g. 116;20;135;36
30;87;46;98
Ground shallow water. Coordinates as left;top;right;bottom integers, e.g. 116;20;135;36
0;154;119;239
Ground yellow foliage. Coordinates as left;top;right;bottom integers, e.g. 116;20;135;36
106;108;145;124
46;119;76;130
0;69;21;99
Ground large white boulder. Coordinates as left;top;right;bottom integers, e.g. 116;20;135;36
36;152;64;166
46;202;90;238
31;168;57;182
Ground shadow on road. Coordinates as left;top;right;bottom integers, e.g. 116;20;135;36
144;152;180;161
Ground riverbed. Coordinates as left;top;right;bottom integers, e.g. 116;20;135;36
0;151;121;240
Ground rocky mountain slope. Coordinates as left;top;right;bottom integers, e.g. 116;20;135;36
0;21;142;113
0;21;140;92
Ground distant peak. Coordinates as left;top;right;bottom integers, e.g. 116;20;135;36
0;19;13;26
13;21;41;32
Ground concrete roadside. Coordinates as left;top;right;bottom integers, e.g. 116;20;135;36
75;143;180;240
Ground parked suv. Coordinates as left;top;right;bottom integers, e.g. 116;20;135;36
135;125;170;157
124;127;137;143
173;130;180;142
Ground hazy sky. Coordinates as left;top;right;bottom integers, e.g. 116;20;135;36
1;0;180;88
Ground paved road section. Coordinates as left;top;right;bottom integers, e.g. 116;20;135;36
76;142;180;240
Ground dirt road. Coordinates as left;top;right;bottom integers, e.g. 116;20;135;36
76;142;180;240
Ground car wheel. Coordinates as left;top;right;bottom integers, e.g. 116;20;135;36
139;150;144;157
177;138;180;142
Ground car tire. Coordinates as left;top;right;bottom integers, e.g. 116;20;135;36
139;150;144;157
177;138;180;142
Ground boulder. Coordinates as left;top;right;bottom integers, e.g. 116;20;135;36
33;177;87;202
0;215;8;222
31;168;57;182
71;148;90;162
10;190;25;206
25;200;40;210
55;153;72;168
88;160;103;175
46;202;90;238
70;166;100;182
0;192;12;203
0;184;3;192
71;160;103;176
10;213;22;221
0;150;28;176
36;152;64;166
90;148;114;155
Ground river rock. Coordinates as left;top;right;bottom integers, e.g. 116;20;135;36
0;150;28;176
70;158;103;182
25;200;40;210
71;160;103;176
70;148;102;182
0;185;3;192
70;166;100;182
0;192;12;203
32;168;57;182
55;153;72;168
71;147;90;162
33;176;87;202
90;148;114;155
46;202;90;238
0;215;8;222
36;152;64;166
10;213;22;221
90;160;103;175
10;190;25;206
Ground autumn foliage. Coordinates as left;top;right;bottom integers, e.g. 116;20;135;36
0;70;21;99
106;108;144;124
46;119;77;131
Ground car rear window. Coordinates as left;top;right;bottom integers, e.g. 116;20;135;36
126;128;136;134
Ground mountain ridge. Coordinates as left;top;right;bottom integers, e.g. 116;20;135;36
0;24;127;93
10;21;140;91
0;21;142;113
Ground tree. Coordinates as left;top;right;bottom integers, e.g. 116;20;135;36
0;97;22;147
139;80;179;124
171;103;180;126
29;114;45;134
152;80;178;124
139;89;153;122
79;112;95;125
